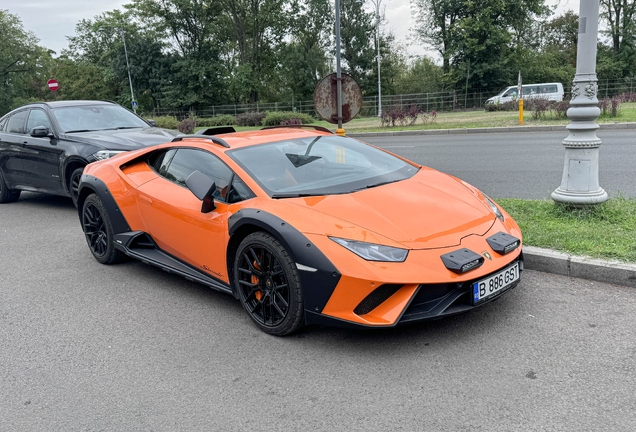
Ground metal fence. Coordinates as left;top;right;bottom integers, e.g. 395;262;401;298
151;77;636;120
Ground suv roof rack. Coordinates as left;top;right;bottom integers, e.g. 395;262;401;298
171;136;230;148
260;125;333;134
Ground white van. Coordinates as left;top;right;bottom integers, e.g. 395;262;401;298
485;82;564;104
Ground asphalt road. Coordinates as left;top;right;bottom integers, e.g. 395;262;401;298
2;194;636;431
361;129;636;199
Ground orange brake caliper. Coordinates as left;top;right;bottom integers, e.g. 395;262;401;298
252;260;263;300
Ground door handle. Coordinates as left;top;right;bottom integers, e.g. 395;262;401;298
139;195;153;206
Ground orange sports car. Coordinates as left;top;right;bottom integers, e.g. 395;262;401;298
78;126;523;335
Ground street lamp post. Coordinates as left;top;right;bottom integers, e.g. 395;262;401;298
551;0;607;205
99;24;137;114
370;0;383;117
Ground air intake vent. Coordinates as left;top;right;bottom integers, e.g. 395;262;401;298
354;284;402;316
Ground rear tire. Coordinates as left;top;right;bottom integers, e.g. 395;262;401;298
69;167;84;208
234;232;304;336
82;194;124;264
0;170;20;203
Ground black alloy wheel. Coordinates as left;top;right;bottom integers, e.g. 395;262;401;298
69;167;84;208
82;194;123;264
235;232;303;336
0;170;21;203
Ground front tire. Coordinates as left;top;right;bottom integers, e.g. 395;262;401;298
82;194;123;264
0;170;21;203
234;232;304;336
69;167;85;208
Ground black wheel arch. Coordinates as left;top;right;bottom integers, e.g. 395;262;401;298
63;157;88;195
76;174;132;235
227;209;341;313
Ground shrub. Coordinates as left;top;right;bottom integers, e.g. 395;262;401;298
552;101;570;119
380;105;405;127
598;98;609;116
197;115;236;127
261;111;314;126
421;110;437;124
530;97;551;120
280;118;303;126
178;118;196;134
405;104;422;125
610;96;621;117
236;111;267;127
149;115;180;129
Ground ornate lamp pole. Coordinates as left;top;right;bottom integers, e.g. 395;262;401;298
551;0;607;205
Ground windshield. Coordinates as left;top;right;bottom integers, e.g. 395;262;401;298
228;135;419;197
52;104;149;133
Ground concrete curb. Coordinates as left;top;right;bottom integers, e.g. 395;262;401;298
348;122;636;138
523;246;636;288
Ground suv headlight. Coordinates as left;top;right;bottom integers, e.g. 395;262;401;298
485;196;505;222
92;150;126;161
329;237;408;262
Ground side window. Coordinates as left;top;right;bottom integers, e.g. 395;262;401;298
26;109;52;133
163;149;234;203
227;176;254;204
0;116;7;131
149;149;177;177
7;110;28;134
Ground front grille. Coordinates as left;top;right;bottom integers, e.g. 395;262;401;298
354;284;403;315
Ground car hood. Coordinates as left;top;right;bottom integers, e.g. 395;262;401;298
64;127;182;150
282;167;496;250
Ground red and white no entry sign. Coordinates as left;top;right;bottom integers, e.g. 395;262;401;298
47;79;59;91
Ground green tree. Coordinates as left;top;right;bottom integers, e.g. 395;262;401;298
129;0;226;109
0;10;53;115
395;56;444;94
339;0;376;93
219;0;290;103
279;0;333;102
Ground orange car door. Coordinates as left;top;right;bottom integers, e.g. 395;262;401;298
136;148;234;283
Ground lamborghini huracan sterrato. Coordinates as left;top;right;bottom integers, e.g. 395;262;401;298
77;126;523;335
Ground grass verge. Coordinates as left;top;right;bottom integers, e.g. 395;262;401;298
497;197;636;263
193;102;636;134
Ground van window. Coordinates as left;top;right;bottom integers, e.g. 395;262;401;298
540;85;558;94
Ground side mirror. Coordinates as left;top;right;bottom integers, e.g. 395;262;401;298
30;126;51;138
147;119;158;127
186;170;216;213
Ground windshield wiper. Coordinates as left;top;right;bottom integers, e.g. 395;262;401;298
364;179;400;189
65;129;98;133
272;192;324;199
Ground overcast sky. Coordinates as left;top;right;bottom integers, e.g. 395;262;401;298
7;0;578;61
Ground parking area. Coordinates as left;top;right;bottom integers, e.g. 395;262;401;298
1;193;635;431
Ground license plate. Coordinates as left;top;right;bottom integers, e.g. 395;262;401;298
473;262;520;304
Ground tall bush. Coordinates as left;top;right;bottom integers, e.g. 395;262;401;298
261;111;314;126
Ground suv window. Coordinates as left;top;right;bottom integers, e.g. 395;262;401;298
7;110;28;134
26;109;52;133
0;116;7;131
160;148;236;203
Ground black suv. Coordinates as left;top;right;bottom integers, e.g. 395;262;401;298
0;100;181;206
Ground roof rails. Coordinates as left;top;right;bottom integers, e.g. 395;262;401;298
261;125;333;134
171;135;230;148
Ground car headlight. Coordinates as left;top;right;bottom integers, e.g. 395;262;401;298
92;150;127;161
485;196;504;222
329;237;408;262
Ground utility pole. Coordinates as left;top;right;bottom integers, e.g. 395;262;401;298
335;0;344;135
551;0;607;205
370;0;384;117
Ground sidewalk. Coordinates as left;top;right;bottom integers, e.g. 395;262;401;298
350;122;636;288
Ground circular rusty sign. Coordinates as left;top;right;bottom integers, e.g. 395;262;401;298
314;73;362;124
